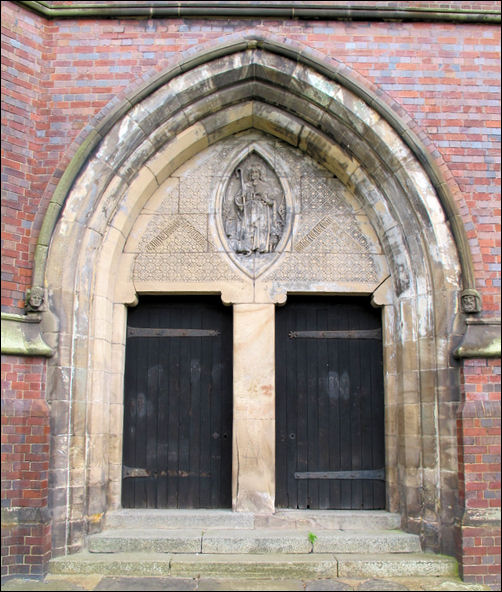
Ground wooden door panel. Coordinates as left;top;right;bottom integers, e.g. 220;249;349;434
122;296;232;508
276;296;385;510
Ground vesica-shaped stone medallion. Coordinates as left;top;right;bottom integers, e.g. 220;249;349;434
218;148;290;278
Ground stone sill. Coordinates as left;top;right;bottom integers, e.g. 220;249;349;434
454;318;501;359
1;312;54;357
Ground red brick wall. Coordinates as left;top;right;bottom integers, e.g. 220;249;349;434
1;4;47;313
1;356;50;577
458;359;501;588
1;522;51;579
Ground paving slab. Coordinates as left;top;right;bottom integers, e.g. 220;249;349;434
44;575;103;590
305;581;354;591
93;576;197;591
1;575;491;591
197;578;305;591
356;579;410;591
1;578;87;591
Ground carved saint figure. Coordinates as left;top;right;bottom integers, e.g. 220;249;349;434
229;164;284;255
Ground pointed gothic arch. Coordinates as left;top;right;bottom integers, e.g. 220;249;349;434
42;36;468;558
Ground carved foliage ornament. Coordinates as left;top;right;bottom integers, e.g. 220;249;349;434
220;150;289;278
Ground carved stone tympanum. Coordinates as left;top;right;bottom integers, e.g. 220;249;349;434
222;153;286;257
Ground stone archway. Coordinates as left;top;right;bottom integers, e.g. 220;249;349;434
43;37;465;558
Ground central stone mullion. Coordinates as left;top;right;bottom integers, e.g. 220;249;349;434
232;303;275;513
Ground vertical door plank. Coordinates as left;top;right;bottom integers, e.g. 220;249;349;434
220;306;233;508
306;304;319;509
349;305;362;509
275;296;384;510
145;305;159;508
166;317;180;508
122;296;232;509
275;305;288;507
318;305;330;510
296;305;308;508
327;303;341;509
199;309;212;508
157;320;169;508
122;336;137;507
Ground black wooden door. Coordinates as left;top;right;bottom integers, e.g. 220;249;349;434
122;296;233;508
276;296;385;509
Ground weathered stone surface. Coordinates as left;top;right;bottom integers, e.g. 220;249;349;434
306;581;354;591
454;319;501;358
130;130;386;291
313;531;421;554
336;553;458;578
94;576;197;591
3;575;490;592
104;509;255;530
1;312;53;357
88;529;203;553
169;553;339;579
50;552;174;576
357;579;410;591
256;510;401;530
201;529;311;554
233;303;275;513
198;578;305;591
1;579;87;591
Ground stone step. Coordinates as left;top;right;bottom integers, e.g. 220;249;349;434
258;509;402;530
104;509;255;530
104;509;402;531
88;528;421;554
49;551;458;579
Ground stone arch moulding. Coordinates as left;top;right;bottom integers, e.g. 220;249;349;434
31;35;479;312
42;35;468;559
